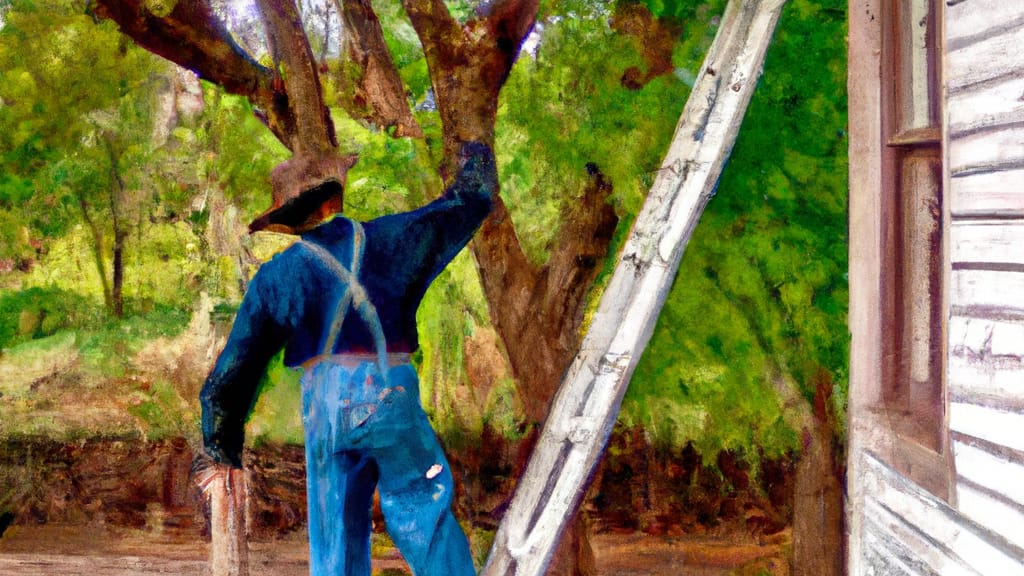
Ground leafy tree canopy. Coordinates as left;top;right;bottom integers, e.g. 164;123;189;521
627;0;848;460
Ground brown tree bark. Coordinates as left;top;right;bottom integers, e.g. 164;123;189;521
333;0;423;137
792;376;845;576
103;132;128;318
255;0;336;156
610;2;681;90
89;0;287;142
253;0;356;214
75;194;113;314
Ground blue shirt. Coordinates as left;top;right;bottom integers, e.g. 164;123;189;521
200;146;495;466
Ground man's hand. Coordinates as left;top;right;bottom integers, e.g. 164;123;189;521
193;447;242;494
455;141;497;195
457;141;494;169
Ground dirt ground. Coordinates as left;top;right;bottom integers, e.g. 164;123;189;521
0;524;789;575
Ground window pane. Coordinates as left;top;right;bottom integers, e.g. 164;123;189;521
899;153;944;450
898;0;937;131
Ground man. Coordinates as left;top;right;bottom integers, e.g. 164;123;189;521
199;142;496;575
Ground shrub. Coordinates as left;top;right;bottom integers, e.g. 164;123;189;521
0;287;103;349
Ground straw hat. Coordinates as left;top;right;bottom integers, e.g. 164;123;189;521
249;153;359;234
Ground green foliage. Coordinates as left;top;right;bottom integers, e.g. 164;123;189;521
247;351;304;446
496;3;716;262
637;0;723;23
0;206;35;267
160;86;288;222
331;114;441;220
126;377;191;440
416;248;496;436
19;220;232;312
626;0;849;459
0;0;181;317
357;0;433;104
0;286;103;349
490;0;846;464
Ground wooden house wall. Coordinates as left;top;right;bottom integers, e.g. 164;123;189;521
860;452;1023;574
945;0;1024;561
847;0;1024;573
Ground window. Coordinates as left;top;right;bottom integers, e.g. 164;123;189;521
879;0;950;496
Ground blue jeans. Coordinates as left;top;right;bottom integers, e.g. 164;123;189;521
300;359;475;576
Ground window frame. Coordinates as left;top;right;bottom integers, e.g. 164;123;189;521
877;0;954;500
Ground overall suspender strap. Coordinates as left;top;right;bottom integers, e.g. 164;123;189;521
299;220;391;382
318;220;365;356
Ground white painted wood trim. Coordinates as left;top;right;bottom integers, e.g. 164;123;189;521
846;0;886;571
863;452;1024;575
956;482;1024;551
947;76;1024;139
862;498;978;576
481;0;787;573
945;0;1024;51
949;315;1024;359
948;355;1024;401
949;126;1024;177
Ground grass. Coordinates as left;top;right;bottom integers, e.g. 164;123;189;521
0;303;195;441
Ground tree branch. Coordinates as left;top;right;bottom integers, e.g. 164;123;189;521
255;0;336;155
477;0;540;73
89;0;288;140
400;0;462;65
401;0;536;158
332;0;422;137
470;196;541;359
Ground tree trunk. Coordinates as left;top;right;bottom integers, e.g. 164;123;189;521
111;229;126;318
76;195;113;313
398;2;624;572
482;0;787;572
255;0;335;157
792;377;844;576
104;133;128;318
333;0;423;137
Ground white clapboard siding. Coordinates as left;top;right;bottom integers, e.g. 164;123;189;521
950;169;1024;217
949;127;1024;177
952;269;1024;314
949;402;1024;453
949;315;1024;358
949;356;1024;401
956;482;1024;551
951;222;1024;266
863;513;944;576
946;0;1024;50
952;269;1024;318
946;23;1024;92
948;76;1024;139
953;440;1024;508
862;452;1024;575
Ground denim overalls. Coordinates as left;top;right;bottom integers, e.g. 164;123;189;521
297;222;475;576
